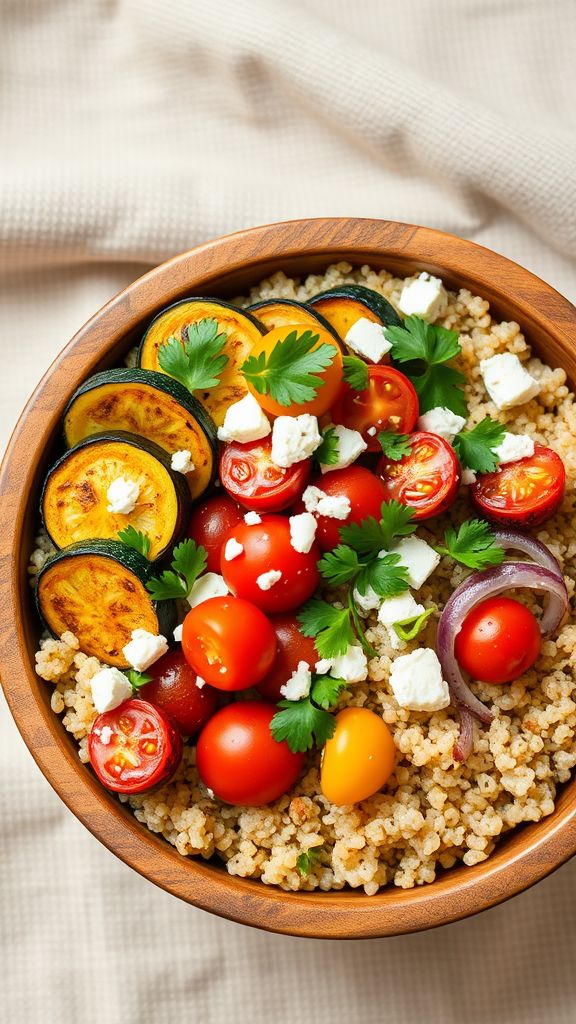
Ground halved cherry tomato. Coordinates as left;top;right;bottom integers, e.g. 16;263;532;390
294;466;388;551
257;613;319;702
187;494;244;572
220;515;320;613
331;365;419;451
320;707;395;806
377;431;459;520
196;701;304;805
88;699;183;794
245;325;343;419
470;444;565;528
455;596;541;684
220;436;310;513
181;596;277;690
138;650;219;735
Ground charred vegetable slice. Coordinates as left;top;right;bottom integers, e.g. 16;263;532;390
247;298;340;340
36;540;176;668
63;369;217;501
137;298;265;427
308;284;402;340
41;432;191;561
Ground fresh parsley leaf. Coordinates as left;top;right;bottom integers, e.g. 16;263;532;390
318;545;362;587
385;316;467;416
310;674;346;710
342;355;369;391
241;329;336;406
296;846;323;877
146;539;207;601
437;518;505;570
117;525;151;558
158;317;229;393
378;431;412;462
126;669;153;689
392;606;436;643
453;417;506;473
356;553;409;599
340;500;416;557
297;601;354;659
315;426;340;468
270;698;336;753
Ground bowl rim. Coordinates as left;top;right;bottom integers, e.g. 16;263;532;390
2;216;576;939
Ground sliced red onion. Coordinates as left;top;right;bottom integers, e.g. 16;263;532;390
491;527;563;580
453;707;475;763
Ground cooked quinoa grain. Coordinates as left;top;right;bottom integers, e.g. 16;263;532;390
32;263;576;892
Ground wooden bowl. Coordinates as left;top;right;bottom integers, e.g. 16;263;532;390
2;218;576;938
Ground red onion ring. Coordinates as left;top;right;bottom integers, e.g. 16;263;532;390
453;707;475;762
491;527;563;580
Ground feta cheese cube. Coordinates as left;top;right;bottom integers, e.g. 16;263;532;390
315;658;333;675
461;467;477;485
390;535;440;590
90;667;133;713
256;569;282;591
329;645;368;683
398;272;448;322
187;572;229;608
289;512;317;554
366;426;377;437
352;584;381;616
302;485;351;520
106;476;140;515
244;511;262;525
170;449;195;474
417;406;466;443
224;537;244;561
479;353;541;410
344;317;392;363
280;660;312;701
271;414;322;468
389;648;450;712
378;592;424;650
494;432;535;466
173;624;183;643
217;392;271;443
122;629;168;672
196;676;206;689
320;424;367;473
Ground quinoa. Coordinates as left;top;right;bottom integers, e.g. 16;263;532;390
32;262;576;893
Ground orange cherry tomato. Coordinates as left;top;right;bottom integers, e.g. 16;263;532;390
245;324;343;418
320;707;396;806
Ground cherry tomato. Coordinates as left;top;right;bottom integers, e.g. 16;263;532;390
187;494;243;573
470;444;565;528
138;649;219;736
220;515;320;613
245;325;343;418
320;707;396;806
377;431;459;520
294;466;388;551
257;613;319;701
454;596;541;684
220;436;310;513
88;699;182;794
196;701;304;805
182;596;277;690
331;365;419;451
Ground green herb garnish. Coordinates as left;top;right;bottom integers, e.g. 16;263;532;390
296;846;323;877
339;499;417;557
392;606;436;643
342;355;369;391
146;539;207;600
378;431;412;462
436;518;505;571
385;316;467;416
270;675;346;753
117;525;151;558
297;601;355;660
127;669;153;689
241;329;336;406
158;317;229;393
453;417;505;474
314;426;340;468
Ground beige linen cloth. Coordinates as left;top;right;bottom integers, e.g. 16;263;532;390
1;2;576;1021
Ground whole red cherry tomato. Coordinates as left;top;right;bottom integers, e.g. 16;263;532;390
181;596;277;689
293;466;388;551
138;649;219;735
187;494;243;572
257;613;319;701
454;596;541;684
331;365;419;451
88;699;182;794
377;431;459;519
220;436;311;512
470;444;565;528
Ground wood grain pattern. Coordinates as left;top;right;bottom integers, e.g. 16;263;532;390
1;218;576;939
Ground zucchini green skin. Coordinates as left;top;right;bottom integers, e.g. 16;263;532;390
308;284;403;328
40;430;192;562
247;298;340;341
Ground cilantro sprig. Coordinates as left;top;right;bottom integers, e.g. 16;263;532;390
453;417;505;474
118;525;151;559
378;431;412;462
296;846;323;877
241;329;336;406
146;539;207;600
298;601;354;659
158;317;229;393
126;669;152;689
339;499;416;557
314;426;340;468
385;316;467;416
436;518;505;571
342;355;369;391
270;674;346;753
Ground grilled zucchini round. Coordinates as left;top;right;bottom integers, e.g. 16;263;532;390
308;284;402;340
247;298;340;340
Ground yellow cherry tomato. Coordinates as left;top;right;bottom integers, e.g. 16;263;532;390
320;707;396;806
246;324;343;419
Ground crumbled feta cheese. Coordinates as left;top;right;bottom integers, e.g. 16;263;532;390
378;592;425;650
344;317;392;363
187;572;229;608
106;476;140;515
244;511;262;525
280;660;312;701
302;485;351;520
315;659;333;675
389;535;440;590
217;392;271;443
479;353;541;410
173;624;183;643
122;629;168;672
329;645;368;683
170;449;195;474
366;426;377;437
389;648;450;712
289;512;317;554
461;467;477;485
494;432;535;466
224;537;244;561
319;424;367;473
90;667;133;714
99;725;113;745
256;569;282;591
196;676;206;689
271;414;322;468
398;272;448;322
352;584;381;616
417;406;466;442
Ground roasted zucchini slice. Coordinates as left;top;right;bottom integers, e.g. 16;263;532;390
63;369;217;501
247;298;340;340
308;284;402;340
36;540;176;668
41;432;191;561
137;298;265;427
